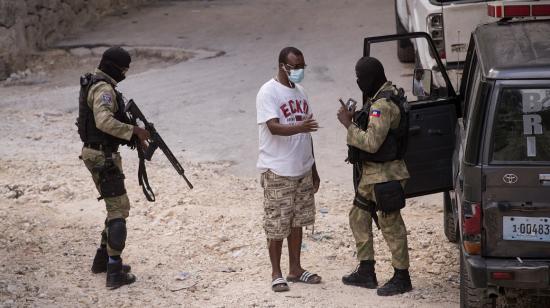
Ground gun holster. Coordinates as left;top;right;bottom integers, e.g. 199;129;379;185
373;180;405;213
353;193;380;229
94;157;126;199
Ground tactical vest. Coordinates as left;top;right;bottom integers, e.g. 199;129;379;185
347;88;409;164
76;73;131;147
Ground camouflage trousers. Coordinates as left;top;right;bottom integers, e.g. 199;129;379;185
81;147;130;256
349;182;409;269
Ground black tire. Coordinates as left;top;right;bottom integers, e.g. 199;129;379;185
444;191;458;243
395;1;415;63
460;252;494;308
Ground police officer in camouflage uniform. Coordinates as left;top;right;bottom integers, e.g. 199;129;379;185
337;56;412;296
78;46;150;289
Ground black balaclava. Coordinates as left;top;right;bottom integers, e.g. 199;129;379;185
355;56;387;99
98;46;131;83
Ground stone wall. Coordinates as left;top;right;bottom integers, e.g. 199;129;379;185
0;0;157;80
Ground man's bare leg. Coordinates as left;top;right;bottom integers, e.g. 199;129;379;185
287;227;321;283
287;227;304;277
268;239;284;280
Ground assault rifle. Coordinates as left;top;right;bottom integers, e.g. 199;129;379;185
125;99;193;202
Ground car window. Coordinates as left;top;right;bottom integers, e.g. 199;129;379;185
492;88;550;163
463;66;485;165
408;68;450;102
368;38;451;103
459;36;475;96
460;40;477;120
463;59;481;126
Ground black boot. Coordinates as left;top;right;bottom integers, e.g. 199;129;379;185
342;260;378;288
376;268;412;296
106;259;136;289
91;248;131;274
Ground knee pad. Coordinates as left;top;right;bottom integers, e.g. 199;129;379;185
107;218;127;252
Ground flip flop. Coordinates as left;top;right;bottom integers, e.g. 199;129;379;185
287;271;322;284
271;277;290;292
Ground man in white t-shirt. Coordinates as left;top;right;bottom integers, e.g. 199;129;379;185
413;69;429;97
256;47;321;292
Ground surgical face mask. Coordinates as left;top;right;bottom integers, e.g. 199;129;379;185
288;68;304;83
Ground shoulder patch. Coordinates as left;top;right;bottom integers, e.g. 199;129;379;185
370;109;381;118
100;93;113;106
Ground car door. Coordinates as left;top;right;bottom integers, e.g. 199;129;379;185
482;81;550;258
365;32;459;198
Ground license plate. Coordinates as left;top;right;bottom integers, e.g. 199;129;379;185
503;216;550;242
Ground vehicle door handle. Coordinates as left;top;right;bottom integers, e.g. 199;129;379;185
540;174;550;186
409;125;421;135
428;128;443;135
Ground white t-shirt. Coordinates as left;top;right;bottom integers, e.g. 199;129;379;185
256;78;315;177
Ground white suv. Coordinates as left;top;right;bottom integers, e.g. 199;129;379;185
395;0;498;67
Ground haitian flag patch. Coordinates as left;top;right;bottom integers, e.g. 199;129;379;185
370;109;381;118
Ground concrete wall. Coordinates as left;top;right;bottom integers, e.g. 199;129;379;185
0;0;157;80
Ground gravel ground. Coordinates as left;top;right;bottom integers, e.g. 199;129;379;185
0;1;462;307
0;154;459;307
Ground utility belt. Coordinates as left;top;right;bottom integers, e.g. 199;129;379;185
82;142;126;200
83;143;119;153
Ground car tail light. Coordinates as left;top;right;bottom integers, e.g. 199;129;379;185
463;202;481;235
463;241;481;255
488;2;550;18
463;202;481;255
429;13;443;28
427;13;445;60
491;272;514;280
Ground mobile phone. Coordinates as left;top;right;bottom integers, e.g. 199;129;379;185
339;98;357;111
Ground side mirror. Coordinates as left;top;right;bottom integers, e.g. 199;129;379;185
412;69;432;97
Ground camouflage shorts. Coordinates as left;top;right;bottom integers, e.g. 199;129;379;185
261;169;315;240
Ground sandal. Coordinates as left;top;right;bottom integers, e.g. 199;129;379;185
271;277;290;292
287;271;322;284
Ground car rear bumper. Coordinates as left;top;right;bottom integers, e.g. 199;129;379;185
465;254;550;289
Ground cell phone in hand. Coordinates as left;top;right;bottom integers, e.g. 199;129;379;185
339;98;357;111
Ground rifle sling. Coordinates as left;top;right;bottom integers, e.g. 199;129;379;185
138;148;156;202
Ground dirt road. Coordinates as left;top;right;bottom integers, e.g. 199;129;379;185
0;1;459;307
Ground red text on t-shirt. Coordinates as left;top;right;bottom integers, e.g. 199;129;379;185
280;99;309;118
